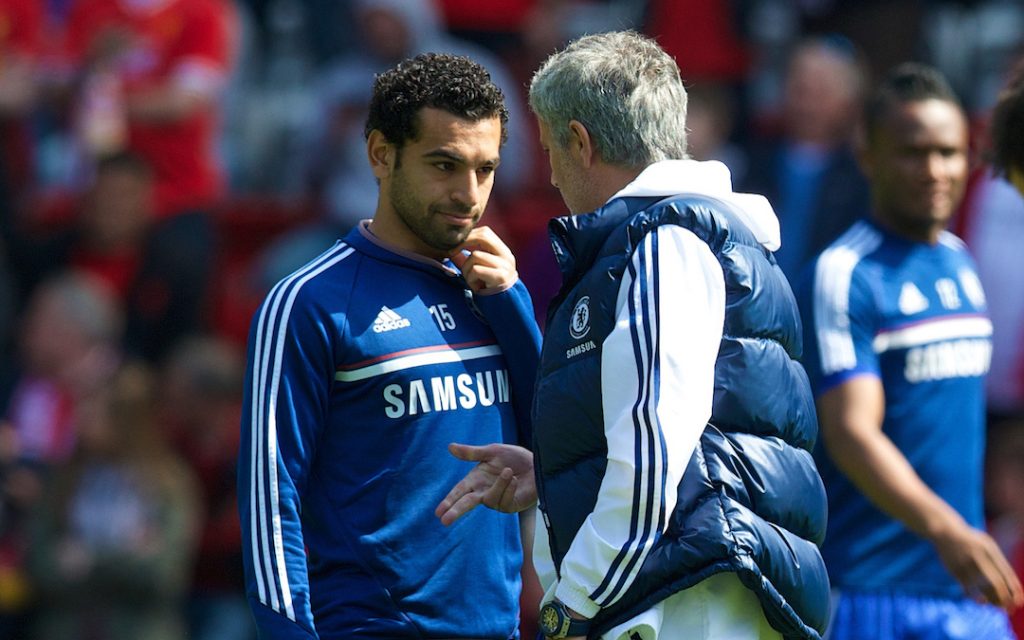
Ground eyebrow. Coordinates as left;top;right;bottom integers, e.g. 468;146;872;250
423;149;501;167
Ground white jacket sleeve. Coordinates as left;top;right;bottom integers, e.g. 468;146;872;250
553;225;726;617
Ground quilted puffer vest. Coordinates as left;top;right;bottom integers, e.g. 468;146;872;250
533;194;830;639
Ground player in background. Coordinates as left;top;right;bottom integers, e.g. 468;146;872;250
799;62;1023;639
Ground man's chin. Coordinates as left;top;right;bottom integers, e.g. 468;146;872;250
429;231;471;254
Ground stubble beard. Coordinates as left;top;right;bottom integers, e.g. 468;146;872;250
389;175;476;254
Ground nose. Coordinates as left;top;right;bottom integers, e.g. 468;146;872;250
451;171;482;209
922;151;946;182
549;167;559;189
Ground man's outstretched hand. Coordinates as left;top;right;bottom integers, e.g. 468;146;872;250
435;443;537;526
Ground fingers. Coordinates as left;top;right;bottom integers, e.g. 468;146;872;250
436;444;497;526
982;543;1024;610
436;488;483;527
456;251;517;290
436;443;534;526
435;468;516;526
435;469;488;525
482;467;517;512
459;226;515;265
447;442;489;463
449;251;470;270
457;255;518;292
957;532;1024;610
452;226;518;292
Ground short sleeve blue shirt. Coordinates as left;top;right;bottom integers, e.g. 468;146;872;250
800;220;992;597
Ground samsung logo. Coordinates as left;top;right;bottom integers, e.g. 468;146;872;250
904;339;991;383
383;369;510;418
566;340;597;360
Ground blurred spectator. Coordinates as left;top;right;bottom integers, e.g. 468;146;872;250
62;0;237;217
25;362;199;640
0;0;42;119
740;35;870;281
797;0;924;84
309;0;531;223
989;56;1024;190
956;60;1024;415
986;414;1024;638
237;0;356;68
684;81;747;182
59;0;239;360
7;151;208;362
220;0;317;196
440;0;643;59
438;0;535;58
646;0;749;83
158;335;253;640
8;152;152;302
956;175;1024;415
923;0;1024;116
0;271;122;636
2;271;122;472
0;0;44;232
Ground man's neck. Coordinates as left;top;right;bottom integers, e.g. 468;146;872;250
590;163;645;209
870;211;944;245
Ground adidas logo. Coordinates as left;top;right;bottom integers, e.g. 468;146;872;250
898;282;929;315
373;306;411;333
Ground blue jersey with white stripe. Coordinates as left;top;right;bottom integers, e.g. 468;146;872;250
800;219;991;597
238;223;541;639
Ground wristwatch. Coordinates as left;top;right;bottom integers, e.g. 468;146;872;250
539;600;590;639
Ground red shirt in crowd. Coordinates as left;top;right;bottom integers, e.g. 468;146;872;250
0;0;42;59
647;0;749;81
0;0;44;191
436;0;534;32
64;0;235;218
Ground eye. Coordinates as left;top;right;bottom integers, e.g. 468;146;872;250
434;161;456;172
478;165;496;176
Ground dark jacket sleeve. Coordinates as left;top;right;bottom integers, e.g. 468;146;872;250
473;280;542;448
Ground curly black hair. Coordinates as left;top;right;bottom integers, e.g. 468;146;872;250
365;52;509;148
990;62;1024;179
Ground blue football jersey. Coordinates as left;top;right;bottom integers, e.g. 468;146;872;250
239;223;541;639
800;220;991;597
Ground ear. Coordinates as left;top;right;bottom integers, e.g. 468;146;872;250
367;129;394;180
567;120;597;169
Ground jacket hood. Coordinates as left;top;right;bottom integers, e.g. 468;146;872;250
609;160;781;251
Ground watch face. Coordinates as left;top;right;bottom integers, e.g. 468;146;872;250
539;603;562;636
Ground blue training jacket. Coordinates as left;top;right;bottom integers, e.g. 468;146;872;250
238;223;541;639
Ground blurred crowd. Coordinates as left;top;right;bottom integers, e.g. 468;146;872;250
0;0;1022;638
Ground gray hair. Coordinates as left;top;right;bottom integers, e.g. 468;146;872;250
528;30;688;167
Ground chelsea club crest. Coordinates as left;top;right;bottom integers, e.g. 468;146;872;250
569;296;591;339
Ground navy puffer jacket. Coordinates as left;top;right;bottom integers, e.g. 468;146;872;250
534;193;830;639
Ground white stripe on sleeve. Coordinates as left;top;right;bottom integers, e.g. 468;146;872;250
249;243;353;620
813;224;882;376
554;225;725;616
